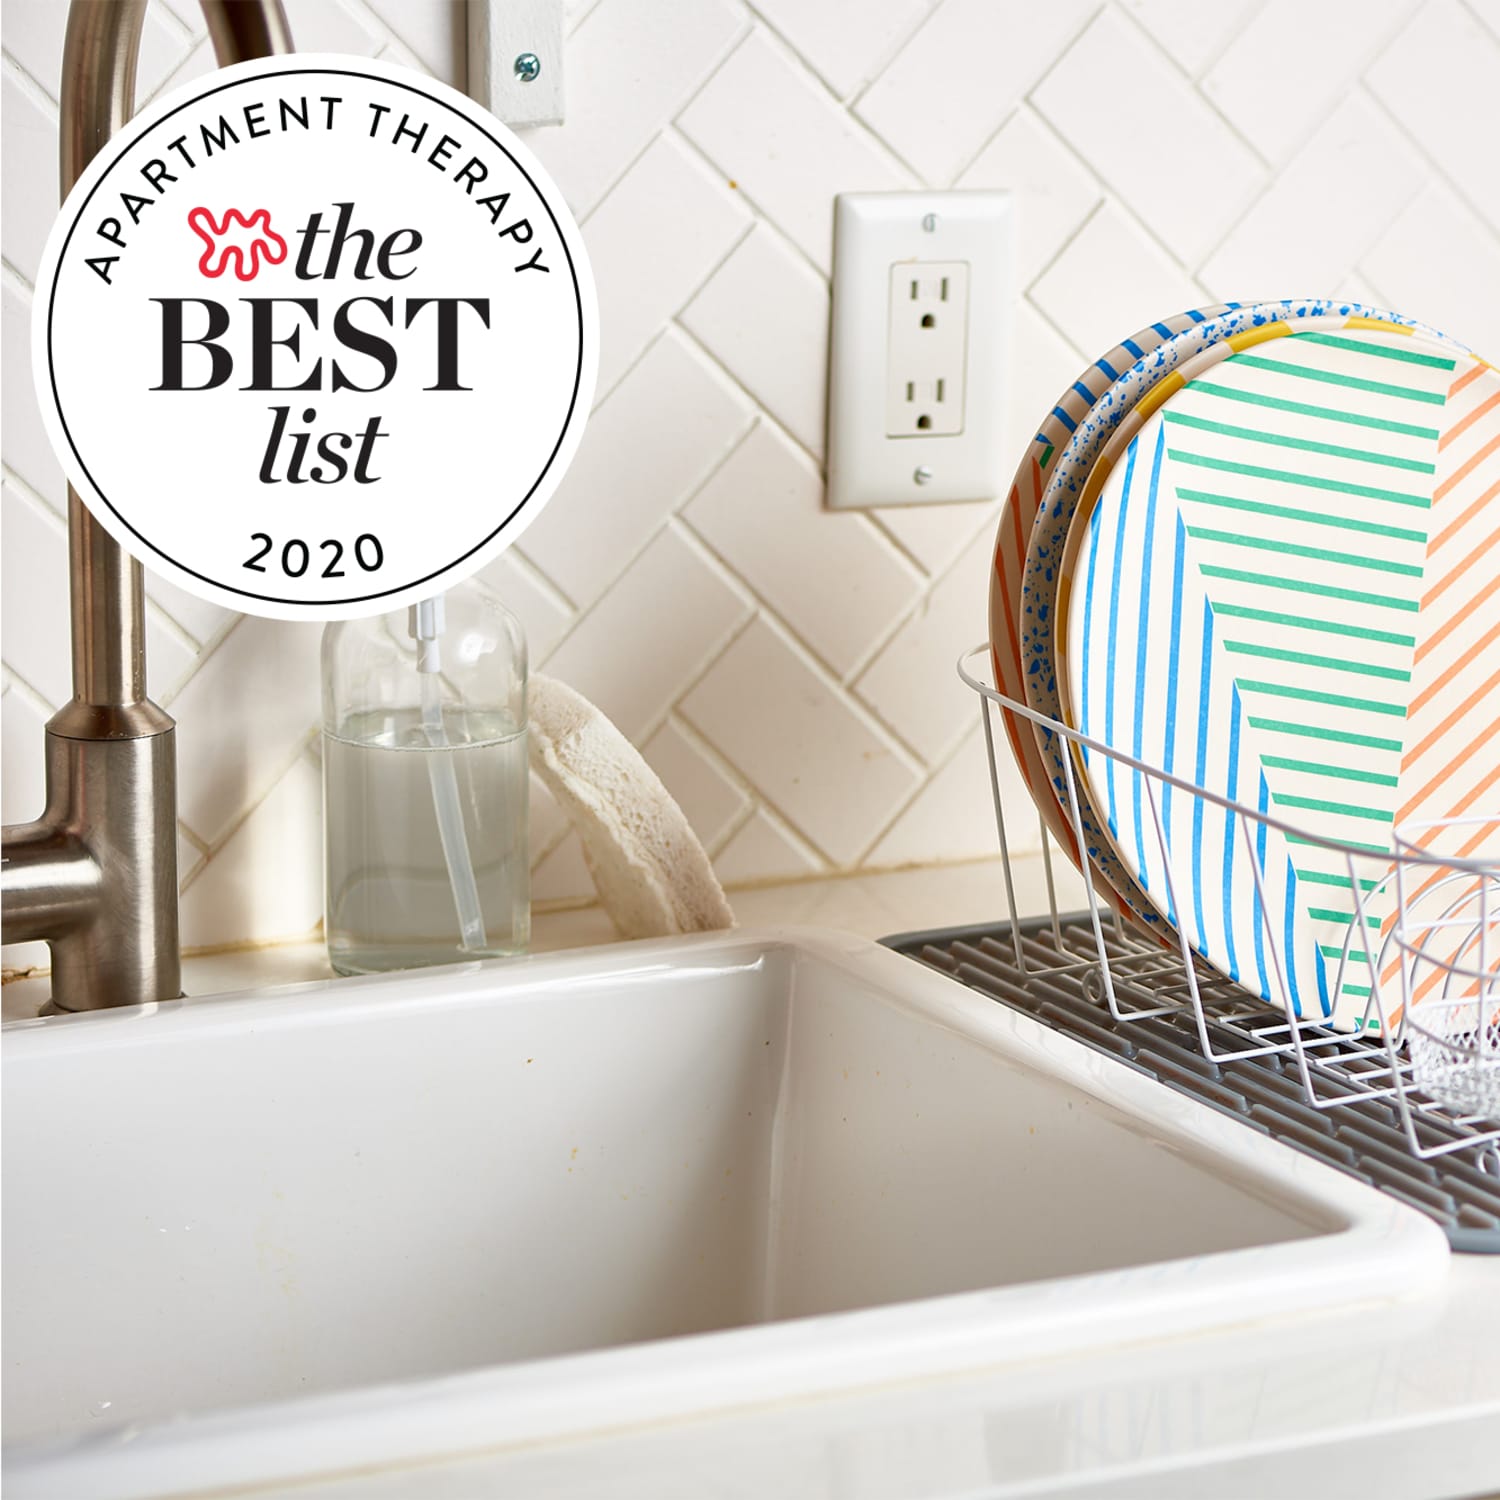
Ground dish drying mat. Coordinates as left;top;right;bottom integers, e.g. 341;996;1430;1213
884;915;1500;1253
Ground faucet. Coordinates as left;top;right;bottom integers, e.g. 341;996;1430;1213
0;0;292;1012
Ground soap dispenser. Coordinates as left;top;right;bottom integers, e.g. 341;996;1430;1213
321;580;529;975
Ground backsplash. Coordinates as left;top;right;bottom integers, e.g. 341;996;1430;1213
5;0;1500;961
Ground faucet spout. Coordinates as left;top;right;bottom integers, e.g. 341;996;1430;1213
0;0;292;1011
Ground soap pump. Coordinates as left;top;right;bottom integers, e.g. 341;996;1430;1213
320;580;529;975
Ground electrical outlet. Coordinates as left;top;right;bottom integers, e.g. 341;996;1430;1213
827;192;1011;509
886;261;968;437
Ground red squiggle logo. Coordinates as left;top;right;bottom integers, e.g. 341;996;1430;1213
187;207;287;281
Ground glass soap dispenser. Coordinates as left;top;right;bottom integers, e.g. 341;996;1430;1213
321;580;529;975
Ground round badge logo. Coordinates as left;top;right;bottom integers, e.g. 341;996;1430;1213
33;55;597;621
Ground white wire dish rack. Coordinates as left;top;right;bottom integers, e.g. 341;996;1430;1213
886;646;1500;1252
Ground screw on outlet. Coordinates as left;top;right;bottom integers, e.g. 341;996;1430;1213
913;466;934;485
514;52;542;82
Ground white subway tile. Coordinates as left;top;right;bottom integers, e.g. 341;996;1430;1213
678;28;913;274
684;422;921;677
1029;200;1206;365
1;482;70;708
518;328;752;604
680;616;919;865
1200;93;1426;301
522;0;745;214
583;133;751;396
866;722;1033;866
1032;7;1265;268
530;829;596;904
857;0;1097;185
171;616;322;846
278;0;385;57
142;575;236;651
714;806;823;885
1203;0;1412;165
0;682;47;824
854;520;992;763
1366;0;1500;235
359;0;465;80
1;277;63;509
641;717;748;849
1362;183;1500;359
1;65;57;286
680;225;830;458
4;1;188;108
476;551;573;662
873;498;996;579
1118;0;1260;77
179;755;323;950
956;105;1100;286
544;525;751;742
750;0;929;98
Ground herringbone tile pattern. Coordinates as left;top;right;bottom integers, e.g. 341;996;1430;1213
4;0;1497;953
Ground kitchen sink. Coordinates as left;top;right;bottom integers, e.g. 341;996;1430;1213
2;928;1447;1499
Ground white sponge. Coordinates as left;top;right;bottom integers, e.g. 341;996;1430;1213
528;675;735;939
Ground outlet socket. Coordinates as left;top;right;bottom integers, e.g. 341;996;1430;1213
886;261;968;438
826;192;1011;509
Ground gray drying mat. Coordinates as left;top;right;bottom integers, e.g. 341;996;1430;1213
883;915;1500;1254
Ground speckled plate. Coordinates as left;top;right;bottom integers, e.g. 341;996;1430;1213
987;306;1231;900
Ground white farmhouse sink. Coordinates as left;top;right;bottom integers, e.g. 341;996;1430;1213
2;928;1447;1499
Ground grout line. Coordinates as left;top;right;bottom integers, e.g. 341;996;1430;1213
533;416;760;670
1105;2;1273;174
669;316;826;472
158;612;244;712
740;0;936;109
862;511;938;577
849;711;979;866
1355;80;1498;245
708;797;759;861
672;17;923;199
575;16;756;222
2;48;61;114
1;464;66;528
186;726;320;874
844;0;948;117
0;259;34;303
0;665;57;720
491;542;579;618
1191;0;1268;81
144;595;203;660
665;124;835;292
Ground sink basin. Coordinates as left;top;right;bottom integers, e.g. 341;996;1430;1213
3;928;1446;1498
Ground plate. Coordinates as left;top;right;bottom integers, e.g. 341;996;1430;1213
1015;301;1433;936
988;307;1229;894
1057;321;1498;1029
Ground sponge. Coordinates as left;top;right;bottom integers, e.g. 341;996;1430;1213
528;675;735;939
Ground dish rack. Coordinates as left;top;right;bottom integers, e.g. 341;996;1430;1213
886;645;1500;1252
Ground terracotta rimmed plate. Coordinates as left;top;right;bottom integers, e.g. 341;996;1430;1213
1056;320;1497;1030
988;306;1231;897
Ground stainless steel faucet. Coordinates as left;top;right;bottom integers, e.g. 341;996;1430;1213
0;0;293;1012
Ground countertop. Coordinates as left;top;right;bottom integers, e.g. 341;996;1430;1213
6;856;1499;1498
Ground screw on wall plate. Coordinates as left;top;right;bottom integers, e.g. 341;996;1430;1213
921;213;939;232
514;52;542;82
913;466;934;485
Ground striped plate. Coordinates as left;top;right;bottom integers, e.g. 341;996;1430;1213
1017;301;1429;937
1057;322;1499;1031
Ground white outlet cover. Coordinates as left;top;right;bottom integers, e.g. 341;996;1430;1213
826;192;1012;509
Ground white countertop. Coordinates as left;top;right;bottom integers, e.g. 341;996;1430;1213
6;856;1499;1498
